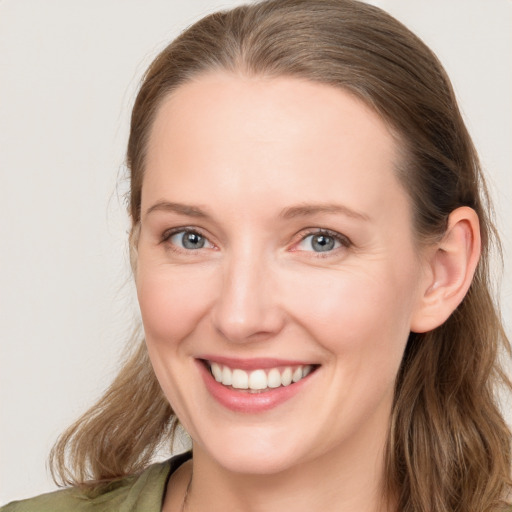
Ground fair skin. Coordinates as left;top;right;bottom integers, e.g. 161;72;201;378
135;73;480;512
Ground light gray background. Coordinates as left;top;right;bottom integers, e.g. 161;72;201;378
1;0;510;504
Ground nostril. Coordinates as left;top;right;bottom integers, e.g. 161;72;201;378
211;305;286;344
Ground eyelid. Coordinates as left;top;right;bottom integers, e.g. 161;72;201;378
161;226;216;251
159;226;351;256
291;228;352;253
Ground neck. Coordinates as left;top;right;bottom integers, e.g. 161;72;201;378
181;427;393;512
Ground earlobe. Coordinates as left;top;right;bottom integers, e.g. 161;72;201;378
410;207;481;333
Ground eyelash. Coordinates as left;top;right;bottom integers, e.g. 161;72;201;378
160;227;213;255
294;228;352;257
160;227;352;256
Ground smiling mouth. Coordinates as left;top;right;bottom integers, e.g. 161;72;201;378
202;360;318;393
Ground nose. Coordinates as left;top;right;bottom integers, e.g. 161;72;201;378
211;250;285;343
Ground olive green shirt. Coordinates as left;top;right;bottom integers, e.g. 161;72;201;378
0;452;191;512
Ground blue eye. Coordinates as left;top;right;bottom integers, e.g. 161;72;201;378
168;230;210;250
296;231;348;253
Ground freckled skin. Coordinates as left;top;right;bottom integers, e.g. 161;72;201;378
136;73;429;510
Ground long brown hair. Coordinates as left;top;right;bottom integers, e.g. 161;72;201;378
50;1;512;509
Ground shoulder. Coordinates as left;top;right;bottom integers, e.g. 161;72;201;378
0;452;192;512
0;486;92;512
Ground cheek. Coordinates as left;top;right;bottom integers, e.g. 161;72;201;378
284;264;417;361
136;261;217;344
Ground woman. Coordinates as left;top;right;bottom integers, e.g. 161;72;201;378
2;0;510;510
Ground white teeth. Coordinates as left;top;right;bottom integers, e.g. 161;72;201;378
221;366;232;386
302;365;313;378
248;369;267;390
292;367;302;383
281;367;293;386
267;368;282;388
232;369;249;389
211;362;222;382
209;363;315;391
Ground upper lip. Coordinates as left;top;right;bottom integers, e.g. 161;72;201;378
198;355;318;371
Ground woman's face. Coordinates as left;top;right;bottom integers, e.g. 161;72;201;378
136;73;429;475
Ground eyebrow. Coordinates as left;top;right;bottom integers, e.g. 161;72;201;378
144;200;370;222
145;201;209;219
280;203;370;222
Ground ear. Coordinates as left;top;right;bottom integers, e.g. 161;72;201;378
410;207;481;333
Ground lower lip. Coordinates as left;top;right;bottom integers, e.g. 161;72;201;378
197;361;315;413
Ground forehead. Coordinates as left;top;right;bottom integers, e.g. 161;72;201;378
143;72;407;223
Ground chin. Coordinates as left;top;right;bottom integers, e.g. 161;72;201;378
194;430;309;476
215;449;303;476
